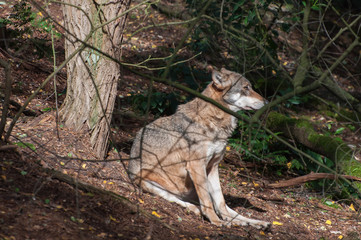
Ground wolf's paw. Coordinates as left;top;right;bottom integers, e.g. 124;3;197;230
250;220;271;230
229;219;271;230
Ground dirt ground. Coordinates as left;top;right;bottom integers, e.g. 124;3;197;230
1;1;361;240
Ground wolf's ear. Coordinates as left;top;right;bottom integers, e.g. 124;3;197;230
212;69;231;90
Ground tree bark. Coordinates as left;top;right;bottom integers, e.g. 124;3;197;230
0;59;12;138
60;0;129;158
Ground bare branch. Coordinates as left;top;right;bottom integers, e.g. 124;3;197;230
268;172;361;188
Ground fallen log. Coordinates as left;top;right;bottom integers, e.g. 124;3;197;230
266;111;361;191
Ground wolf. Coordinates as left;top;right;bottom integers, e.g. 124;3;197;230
128;68;270;229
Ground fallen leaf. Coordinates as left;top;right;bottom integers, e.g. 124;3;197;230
287;162;292;169
272;221;283;226
349;203;356;212
97;233;107;238
109;215;119;223
338;235;343;239
260;231;265;235
325;220;332;225
138;199;144;204
152;211;161;218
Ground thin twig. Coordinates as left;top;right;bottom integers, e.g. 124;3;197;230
51;28;60;140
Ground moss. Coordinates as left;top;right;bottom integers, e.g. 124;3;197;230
295;119;313;129
321;110;337;118
336;108;361;122
343;159;361;178
307;133;353;163
266;111;297;131
266;111;288;128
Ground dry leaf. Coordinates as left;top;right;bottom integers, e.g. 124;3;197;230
349;203;356;212
152;211;161;218
287;162;292;169
272;221;283;226
109;215;119;223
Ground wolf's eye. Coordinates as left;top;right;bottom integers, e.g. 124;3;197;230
244;85;250;90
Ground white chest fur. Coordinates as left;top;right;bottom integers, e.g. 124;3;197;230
206;140;227;162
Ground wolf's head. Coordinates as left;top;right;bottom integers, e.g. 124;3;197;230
212;68;268;111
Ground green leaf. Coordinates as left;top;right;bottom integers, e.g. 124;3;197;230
334;127;344;135
20;170;27;176
41;107;52;112
311;5;320;10
347;125;355;131
15;142;36;151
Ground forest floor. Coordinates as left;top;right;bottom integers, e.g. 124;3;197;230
1;1;361;240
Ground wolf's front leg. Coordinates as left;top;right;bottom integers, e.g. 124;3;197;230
207;164;271;230
187;159;225;226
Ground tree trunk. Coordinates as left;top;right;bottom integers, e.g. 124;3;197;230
266;111;361;190
60;0;129;158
